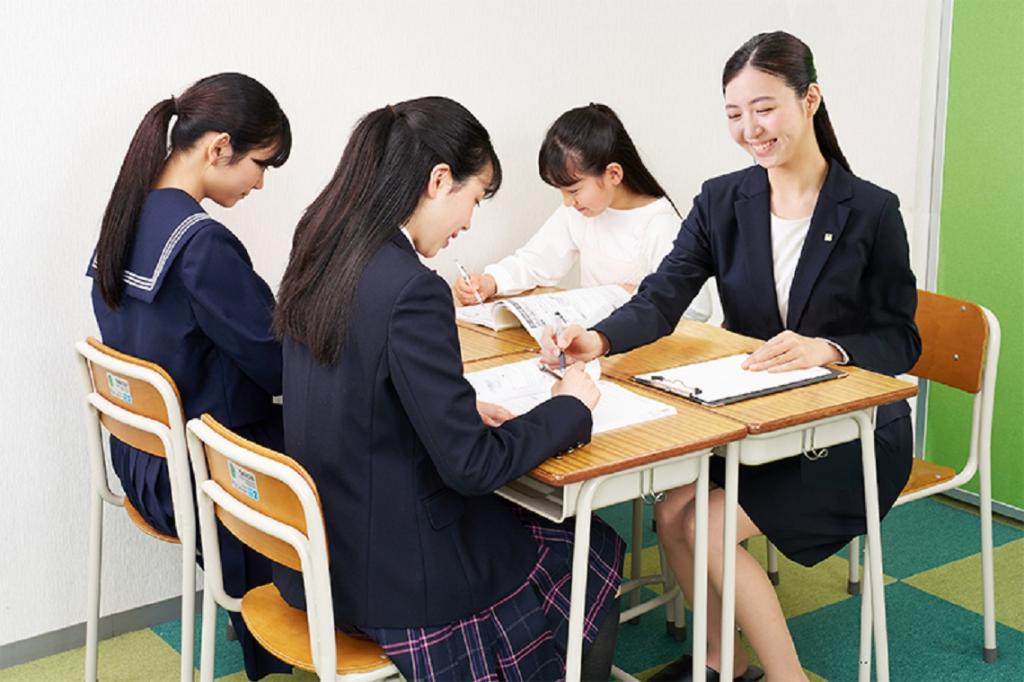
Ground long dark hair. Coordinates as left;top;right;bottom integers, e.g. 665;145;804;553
538;103;676;213
722;31;851;173
274;96;501;365
95;72;291;308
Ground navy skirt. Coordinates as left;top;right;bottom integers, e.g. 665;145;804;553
359;510;624;682
108;407;291;680
709;414;913;567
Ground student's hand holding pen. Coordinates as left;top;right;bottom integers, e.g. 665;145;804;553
453;271;497;305
550;362;601;411
539;323;610;368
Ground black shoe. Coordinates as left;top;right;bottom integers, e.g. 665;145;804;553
647;655;765;682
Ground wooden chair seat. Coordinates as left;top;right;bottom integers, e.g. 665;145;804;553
123;490;181;545
241;583;392;676
900;458;957;498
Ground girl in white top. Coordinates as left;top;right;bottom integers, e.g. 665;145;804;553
454;103;712;322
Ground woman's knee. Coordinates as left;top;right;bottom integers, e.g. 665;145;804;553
654;484;698;543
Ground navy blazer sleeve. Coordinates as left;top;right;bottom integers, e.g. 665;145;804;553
821;194;920;375
388;272;593;497
593;188;714;353
178;224;283;395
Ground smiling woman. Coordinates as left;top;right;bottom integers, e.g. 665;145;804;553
540;31;921;682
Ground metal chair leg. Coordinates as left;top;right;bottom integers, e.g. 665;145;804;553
848;535;862;595
766;541;780;586
85;493;103;682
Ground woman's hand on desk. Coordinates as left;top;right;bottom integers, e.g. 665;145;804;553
476;400;515;427
742;330;842;372
550;362;601;411
454;272;497;305
539;324;610;367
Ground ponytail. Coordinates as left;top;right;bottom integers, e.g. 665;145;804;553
812;100;850;173
95;73;291;308
275;97;501;364
96;98;176;307
723;31;851;174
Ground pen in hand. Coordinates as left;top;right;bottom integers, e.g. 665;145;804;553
454;259;484;305
554;311;568;371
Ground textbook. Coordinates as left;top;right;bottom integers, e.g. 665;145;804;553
633;353;844;407
466;358;676;435
455;285;630;342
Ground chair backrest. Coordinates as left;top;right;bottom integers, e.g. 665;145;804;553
75;337;192;541
188;414;324;572
186;414;336;675
909;290;989;393
78;337;184;456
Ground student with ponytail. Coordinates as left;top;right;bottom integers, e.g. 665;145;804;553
454;103;712;321
543;32;919;681
274;96;623;681
87;72;292;680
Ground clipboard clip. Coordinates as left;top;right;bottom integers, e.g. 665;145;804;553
640;375;703;398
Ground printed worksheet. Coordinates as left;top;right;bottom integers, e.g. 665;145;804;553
467;358;675;434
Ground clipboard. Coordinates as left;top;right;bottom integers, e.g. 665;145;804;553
632;353;845;407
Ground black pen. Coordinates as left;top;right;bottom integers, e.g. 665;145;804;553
553;311;568;371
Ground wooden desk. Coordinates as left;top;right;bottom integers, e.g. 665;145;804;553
601;322;917;682
463;351;746;682
457;325;536;362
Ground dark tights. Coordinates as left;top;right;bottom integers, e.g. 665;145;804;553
581;605;619;681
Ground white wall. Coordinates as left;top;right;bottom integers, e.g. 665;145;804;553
0;0;942;646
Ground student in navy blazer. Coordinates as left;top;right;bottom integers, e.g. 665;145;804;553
544;33;920;682
273;97;623;682
88;74;292;681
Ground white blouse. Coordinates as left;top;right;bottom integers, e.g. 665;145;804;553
770;212;812;326
771;212;849;363
483;198;712;321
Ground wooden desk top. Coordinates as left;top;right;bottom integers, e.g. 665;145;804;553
464;351;746;485
600;321;918;435
458;325;536;362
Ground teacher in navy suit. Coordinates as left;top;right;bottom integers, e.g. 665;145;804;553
272;97;623;682
543;32;920;682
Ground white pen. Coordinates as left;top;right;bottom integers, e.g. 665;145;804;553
454;259;484;304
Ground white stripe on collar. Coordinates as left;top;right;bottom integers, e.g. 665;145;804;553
91;212;210;291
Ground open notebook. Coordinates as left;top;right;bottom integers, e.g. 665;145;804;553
466;358;675;434
633;353;844;407
455;285;629;342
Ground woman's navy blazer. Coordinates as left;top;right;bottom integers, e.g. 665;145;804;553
280;233;592;628
594;161;921;428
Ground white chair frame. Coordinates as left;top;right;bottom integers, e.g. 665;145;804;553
762;297;1002;666
75;339;197;682
185;417;400;682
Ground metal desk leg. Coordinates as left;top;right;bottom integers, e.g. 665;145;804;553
855;411;889;682
858;544;873;682
565;478;603;682
691;454;710;677
718;441;741;682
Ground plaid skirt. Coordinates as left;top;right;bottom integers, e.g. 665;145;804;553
360;511;624;682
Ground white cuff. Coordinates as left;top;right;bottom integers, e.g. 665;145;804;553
819;338;850;365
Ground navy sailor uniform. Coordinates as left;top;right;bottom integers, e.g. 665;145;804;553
87;188;289;679
593;161;921;566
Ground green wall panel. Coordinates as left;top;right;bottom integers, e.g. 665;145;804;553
929;0;1024;508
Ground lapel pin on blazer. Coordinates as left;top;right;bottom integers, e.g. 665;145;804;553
824;232;834;242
